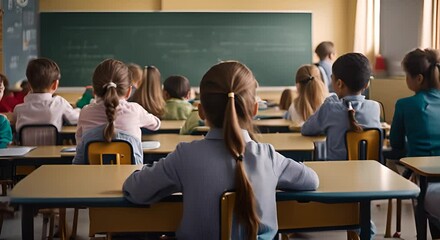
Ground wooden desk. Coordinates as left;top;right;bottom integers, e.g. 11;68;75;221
60;120;187;137
256;108;286;119
142;134;203;154
253;119;294;133
10;161;419;240
400;156;440;240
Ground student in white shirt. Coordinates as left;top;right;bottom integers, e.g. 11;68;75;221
13;58;79;132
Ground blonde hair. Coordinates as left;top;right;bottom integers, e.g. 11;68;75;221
92;59;130;142
294;65;328;121
200;61;259;239
130;66;165;117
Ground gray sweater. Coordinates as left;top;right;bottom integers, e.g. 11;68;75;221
123;128;319;239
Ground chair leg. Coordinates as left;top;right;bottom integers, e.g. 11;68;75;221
59;208;68;240
347;230;360;240
394;199;402;238
385;199;392;238
42;214;49;240
70;208;79;240
48;213;55;240
106;233;112;240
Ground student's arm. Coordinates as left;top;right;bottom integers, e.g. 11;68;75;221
389;100;405;150
0;116;12;148
269;144;319;190
301;101;328;136
179;110;201;135
137;104;161;131
72;137;86;164
59;97;80;125
123;144;183;204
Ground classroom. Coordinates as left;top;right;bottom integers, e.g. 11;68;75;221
0;0;439;239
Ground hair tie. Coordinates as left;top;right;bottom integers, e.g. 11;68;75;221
300;76;314;84
347;101;354;111
145;65;154;69
237;154;243;161
103;82;117;89
228;92;235;98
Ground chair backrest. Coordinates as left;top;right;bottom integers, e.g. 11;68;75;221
220;192;235;240
85;140;135;165
345;128;383;161
18;124;60;146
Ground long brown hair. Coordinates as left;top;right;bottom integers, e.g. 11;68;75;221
279;89;294;110
402;48;440;90
127;63;143;88
200;61;259;239
294;65;328;121
130;66;165;117
92;59;130;142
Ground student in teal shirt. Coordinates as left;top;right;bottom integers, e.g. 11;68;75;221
389;49;440;157
390;48;440;236
0;78;12;148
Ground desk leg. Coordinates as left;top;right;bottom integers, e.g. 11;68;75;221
360;200;371;240
416;176;427;240
22;205;34;240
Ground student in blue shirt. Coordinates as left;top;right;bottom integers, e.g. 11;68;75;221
394;48;440;234
123;61;319;240
301;53;381;160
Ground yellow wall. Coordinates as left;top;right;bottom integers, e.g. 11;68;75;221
40;0;356;61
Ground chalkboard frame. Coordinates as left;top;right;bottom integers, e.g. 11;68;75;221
40;11;312;87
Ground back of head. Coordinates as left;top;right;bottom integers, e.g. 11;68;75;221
200;61;259;239
294;65;328;121
332;53;371;93
127;63;143;88
163;75;190;99
332;53;371;132
93;59;130;142
402;48;440;90
26;58;60;93
131;66;165;117
279;89;294;110
0;74;9;90
315;41;335;61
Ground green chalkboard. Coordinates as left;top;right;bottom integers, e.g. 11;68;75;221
40;12;312;87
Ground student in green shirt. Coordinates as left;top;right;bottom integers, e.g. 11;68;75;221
0;77;12;148
162;75;193;120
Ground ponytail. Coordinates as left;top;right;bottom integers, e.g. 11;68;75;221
346;101;362;132
224;92;259;240
103;82;119;142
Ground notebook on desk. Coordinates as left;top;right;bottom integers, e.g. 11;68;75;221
142;141;160;150
61;147;76;153
0;147;36;157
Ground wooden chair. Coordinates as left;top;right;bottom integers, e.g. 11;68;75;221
18;124;65;240
220;192;235;240
85;140;135;165
345;128;398;238
85;140;137;239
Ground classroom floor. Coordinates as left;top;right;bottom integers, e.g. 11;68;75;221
0;198;434;240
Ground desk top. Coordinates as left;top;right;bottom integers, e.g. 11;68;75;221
142;134;203;154
400;156;440;177
253;118;293;127
60;120;187;134
255;133;325;151
10;161;419;205
256;108;286;119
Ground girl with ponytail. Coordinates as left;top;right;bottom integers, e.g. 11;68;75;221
285;64;328;126
73;59;161;164
301;53;382;160
390;48;440;157
123;61;319;240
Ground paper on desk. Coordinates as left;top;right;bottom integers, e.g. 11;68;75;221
60;147;77;153
142;141;160;150
0;147;36;157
